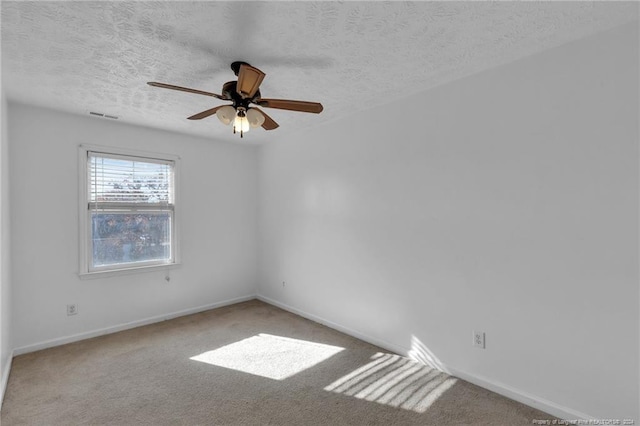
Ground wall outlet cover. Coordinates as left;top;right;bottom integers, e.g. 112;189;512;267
473;331;485;349
67;304;78;316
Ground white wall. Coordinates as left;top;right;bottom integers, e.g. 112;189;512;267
9;103;259;351
1;91;13;404
259;22;639;420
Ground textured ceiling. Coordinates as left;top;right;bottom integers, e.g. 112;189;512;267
1;1;637;144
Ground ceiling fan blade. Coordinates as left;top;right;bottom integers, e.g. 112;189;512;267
256;98;323;114
254;107;279;130
187;105;230;120
147;82;226;100
236;64;266;99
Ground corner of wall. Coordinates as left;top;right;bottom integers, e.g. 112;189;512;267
0;91;13;410
0;350;13;411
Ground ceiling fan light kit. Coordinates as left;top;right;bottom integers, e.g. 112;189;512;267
148;61;323;138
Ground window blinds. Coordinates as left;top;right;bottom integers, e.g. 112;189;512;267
88;152;174;206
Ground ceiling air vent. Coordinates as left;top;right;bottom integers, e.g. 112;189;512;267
89;111;118;119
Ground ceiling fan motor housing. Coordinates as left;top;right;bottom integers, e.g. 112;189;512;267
222;81;260;110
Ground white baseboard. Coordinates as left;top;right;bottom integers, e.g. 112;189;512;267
13;294;256;356
0;350;13;411
256;295;407;355
257;294;594;421
446;367;593;420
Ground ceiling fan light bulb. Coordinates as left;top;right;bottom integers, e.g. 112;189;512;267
233;114;250;133
246;108;266;128
216;105;236;125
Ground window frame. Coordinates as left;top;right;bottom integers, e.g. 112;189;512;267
78;144;181;278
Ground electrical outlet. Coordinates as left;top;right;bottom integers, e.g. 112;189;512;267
67;304;78;316
282;281;286;287
473;331;485;349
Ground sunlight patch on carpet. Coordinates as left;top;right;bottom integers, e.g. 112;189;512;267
190;333;344;380
324;352;458;413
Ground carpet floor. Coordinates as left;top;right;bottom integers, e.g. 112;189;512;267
1;300;553;425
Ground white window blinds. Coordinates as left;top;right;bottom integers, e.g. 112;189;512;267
88;152;174;206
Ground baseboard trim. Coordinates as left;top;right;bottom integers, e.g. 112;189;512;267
13;294;257;356
257;294;594;421
257;295;407;355
446;367;593;420
0;350;13;411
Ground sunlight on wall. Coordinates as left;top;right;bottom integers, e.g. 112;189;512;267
324;352;458;413
407;335;449;373
190;333;344;380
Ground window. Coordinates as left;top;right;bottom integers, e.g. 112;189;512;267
79;145;179;276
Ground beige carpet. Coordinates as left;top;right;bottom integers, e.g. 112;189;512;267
1;300;553;425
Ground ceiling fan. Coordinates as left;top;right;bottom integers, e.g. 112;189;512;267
148;61;323;138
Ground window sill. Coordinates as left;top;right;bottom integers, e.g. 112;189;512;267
79;262;181;280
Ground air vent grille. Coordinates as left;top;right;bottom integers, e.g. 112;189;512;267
89;111;118;120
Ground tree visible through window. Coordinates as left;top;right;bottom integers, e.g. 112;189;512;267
91;212;171;267
82;149;178;273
